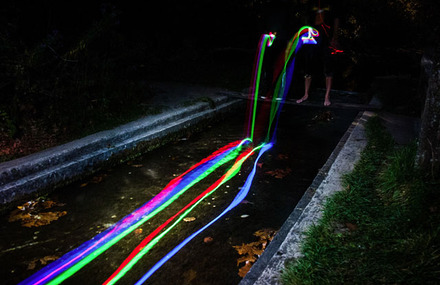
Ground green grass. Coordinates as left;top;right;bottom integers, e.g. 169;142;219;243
282;116;440;284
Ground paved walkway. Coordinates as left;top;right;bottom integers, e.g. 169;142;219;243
0;80;421;284
0;82;242;205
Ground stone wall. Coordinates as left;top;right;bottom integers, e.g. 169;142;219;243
417;47;440;178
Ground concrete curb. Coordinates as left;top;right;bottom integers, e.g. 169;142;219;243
240;111;374;285
0;96;243;205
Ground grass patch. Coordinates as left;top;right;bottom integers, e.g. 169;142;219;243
282;116;440;284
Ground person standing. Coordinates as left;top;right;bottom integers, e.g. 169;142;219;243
296;0;340;106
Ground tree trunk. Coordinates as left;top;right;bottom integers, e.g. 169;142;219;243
416;47;440;179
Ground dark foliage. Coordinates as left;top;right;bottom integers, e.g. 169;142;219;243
1;0;439;161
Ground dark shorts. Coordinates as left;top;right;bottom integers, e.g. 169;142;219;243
297;39;335;78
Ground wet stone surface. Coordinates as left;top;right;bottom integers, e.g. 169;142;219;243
0;105;358;285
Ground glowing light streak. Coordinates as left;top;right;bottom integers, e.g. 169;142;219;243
267;32;276;47
104;147;257;285
20;26;317;285
104;32;283;284
134;142;273;285
301;27;319;44
247;33;277;141
20;140;249;285
123;28;314;282
330;46;344;55
46;142;247;285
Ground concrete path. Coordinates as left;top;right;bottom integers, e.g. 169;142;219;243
0;82;243;205
240;111;372;284
0;78;422;284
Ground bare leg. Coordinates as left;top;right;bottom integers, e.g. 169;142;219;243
297;75;311;103
324;76;332;106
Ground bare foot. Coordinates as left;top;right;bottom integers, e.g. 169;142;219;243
324;99;331;106
296;95;308;104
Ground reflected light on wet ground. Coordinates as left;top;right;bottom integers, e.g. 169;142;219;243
0;106;358;285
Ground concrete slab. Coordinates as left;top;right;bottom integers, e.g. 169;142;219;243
0;84;244;206
240;111;374;285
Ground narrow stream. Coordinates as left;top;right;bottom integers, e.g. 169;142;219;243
0;105;358;285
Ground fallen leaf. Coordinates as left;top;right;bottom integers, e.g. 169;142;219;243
237;255;257;265
233;228;278;277
134;228;143;235
9;199;67;227
238;261;253;278
131;164;143;168
203;236;213;243
233;242;262;257
27;259;38;270
21;211;67;228
8;210;32;222
254;228;277;242
41;200;57;209
265;168;292;179
183;217;196;222
27;255;59;270
17;200;38;211
39;255;58;265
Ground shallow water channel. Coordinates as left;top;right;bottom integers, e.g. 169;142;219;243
1;105;358;285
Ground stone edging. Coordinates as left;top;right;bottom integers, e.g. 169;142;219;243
0;97;243;206
240;111;374;285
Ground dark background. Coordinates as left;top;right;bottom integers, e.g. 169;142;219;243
1;0;439;160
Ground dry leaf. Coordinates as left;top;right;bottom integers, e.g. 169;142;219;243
203;236;213;243
27;255;59;270
17;200;38;211
40;255;58;265
265;168;292;179
254;228;277;242
233;242;261;256
183;217;196;222
238;261;253;278
8;210;31;222
27;259;38;270
233;228;278;277
131;164;143;168
134;228;143;235
237;255;257;265
41;200;57;209
21;211;67;228
9;199;67;227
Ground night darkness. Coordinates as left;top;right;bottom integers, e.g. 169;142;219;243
1;0;440;170
0;0;438;163
1;1;440;284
